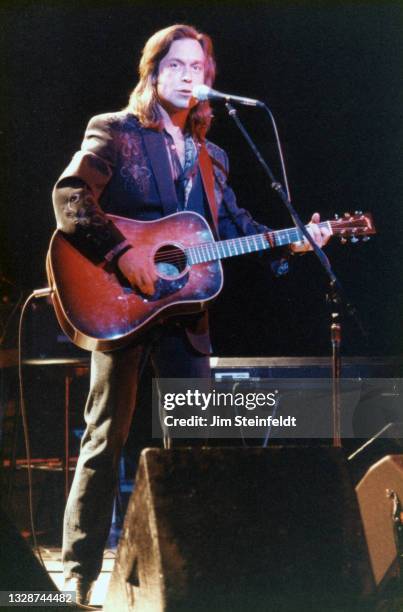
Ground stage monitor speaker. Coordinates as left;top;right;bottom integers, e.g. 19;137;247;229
348;422;403;485
356;454;403;590
105;447;374;612
0;506;57;592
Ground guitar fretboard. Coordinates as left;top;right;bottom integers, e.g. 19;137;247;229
186;222;332;265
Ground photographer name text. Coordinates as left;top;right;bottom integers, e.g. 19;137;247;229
163;415;296;428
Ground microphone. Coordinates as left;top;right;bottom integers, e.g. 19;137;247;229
192;84;264;108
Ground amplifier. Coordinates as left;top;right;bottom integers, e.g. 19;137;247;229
210;357;403;443
210;356;403;381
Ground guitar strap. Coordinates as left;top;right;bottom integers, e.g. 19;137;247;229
198;144;219;237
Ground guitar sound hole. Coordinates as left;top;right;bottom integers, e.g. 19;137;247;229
154;244;188;279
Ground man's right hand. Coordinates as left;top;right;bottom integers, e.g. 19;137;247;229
117;248;157;296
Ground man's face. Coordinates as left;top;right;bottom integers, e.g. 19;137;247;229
157;38;205;113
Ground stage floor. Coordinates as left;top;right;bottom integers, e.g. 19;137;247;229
37;546;114;607
35;527;122;608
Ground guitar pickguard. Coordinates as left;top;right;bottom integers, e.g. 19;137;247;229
140;273;190;302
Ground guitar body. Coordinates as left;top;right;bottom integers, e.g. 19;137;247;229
47;212;223;351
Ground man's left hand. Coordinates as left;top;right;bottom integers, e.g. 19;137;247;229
290;212;332;254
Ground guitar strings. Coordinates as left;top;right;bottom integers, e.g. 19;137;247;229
151;220;369;265
153;230;283;263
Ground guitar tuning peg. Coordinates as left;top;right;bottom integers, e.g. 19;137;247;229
334;213;339;220
354;210;363;215
362;236;371;242
344;212;351;219
340;237;347;245
350;236;359;244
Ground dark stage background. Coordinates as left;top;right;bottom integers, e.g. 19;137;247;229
2;2;402;357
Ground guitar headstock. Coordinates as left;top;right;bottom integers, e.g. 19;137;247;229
331;211;376;244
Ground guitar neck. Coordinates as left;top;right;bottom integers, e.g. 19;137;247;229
186;221;332;265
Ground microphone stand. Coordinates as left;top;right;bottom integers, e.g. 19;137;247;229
225;102;365;447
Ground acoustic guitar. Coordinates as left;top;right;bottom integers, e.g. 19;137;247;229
46;211;375;351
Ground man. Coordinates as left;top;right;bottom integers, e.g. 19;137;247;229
52;24;329;606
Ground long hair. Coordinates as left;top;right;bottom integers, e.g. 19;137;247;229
126;24;216;140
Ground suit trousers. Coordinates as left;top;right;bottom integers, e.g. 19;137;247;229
62;323;210;581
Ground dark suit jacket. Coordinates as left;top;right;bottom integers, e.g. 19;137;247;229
52;111;271;354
